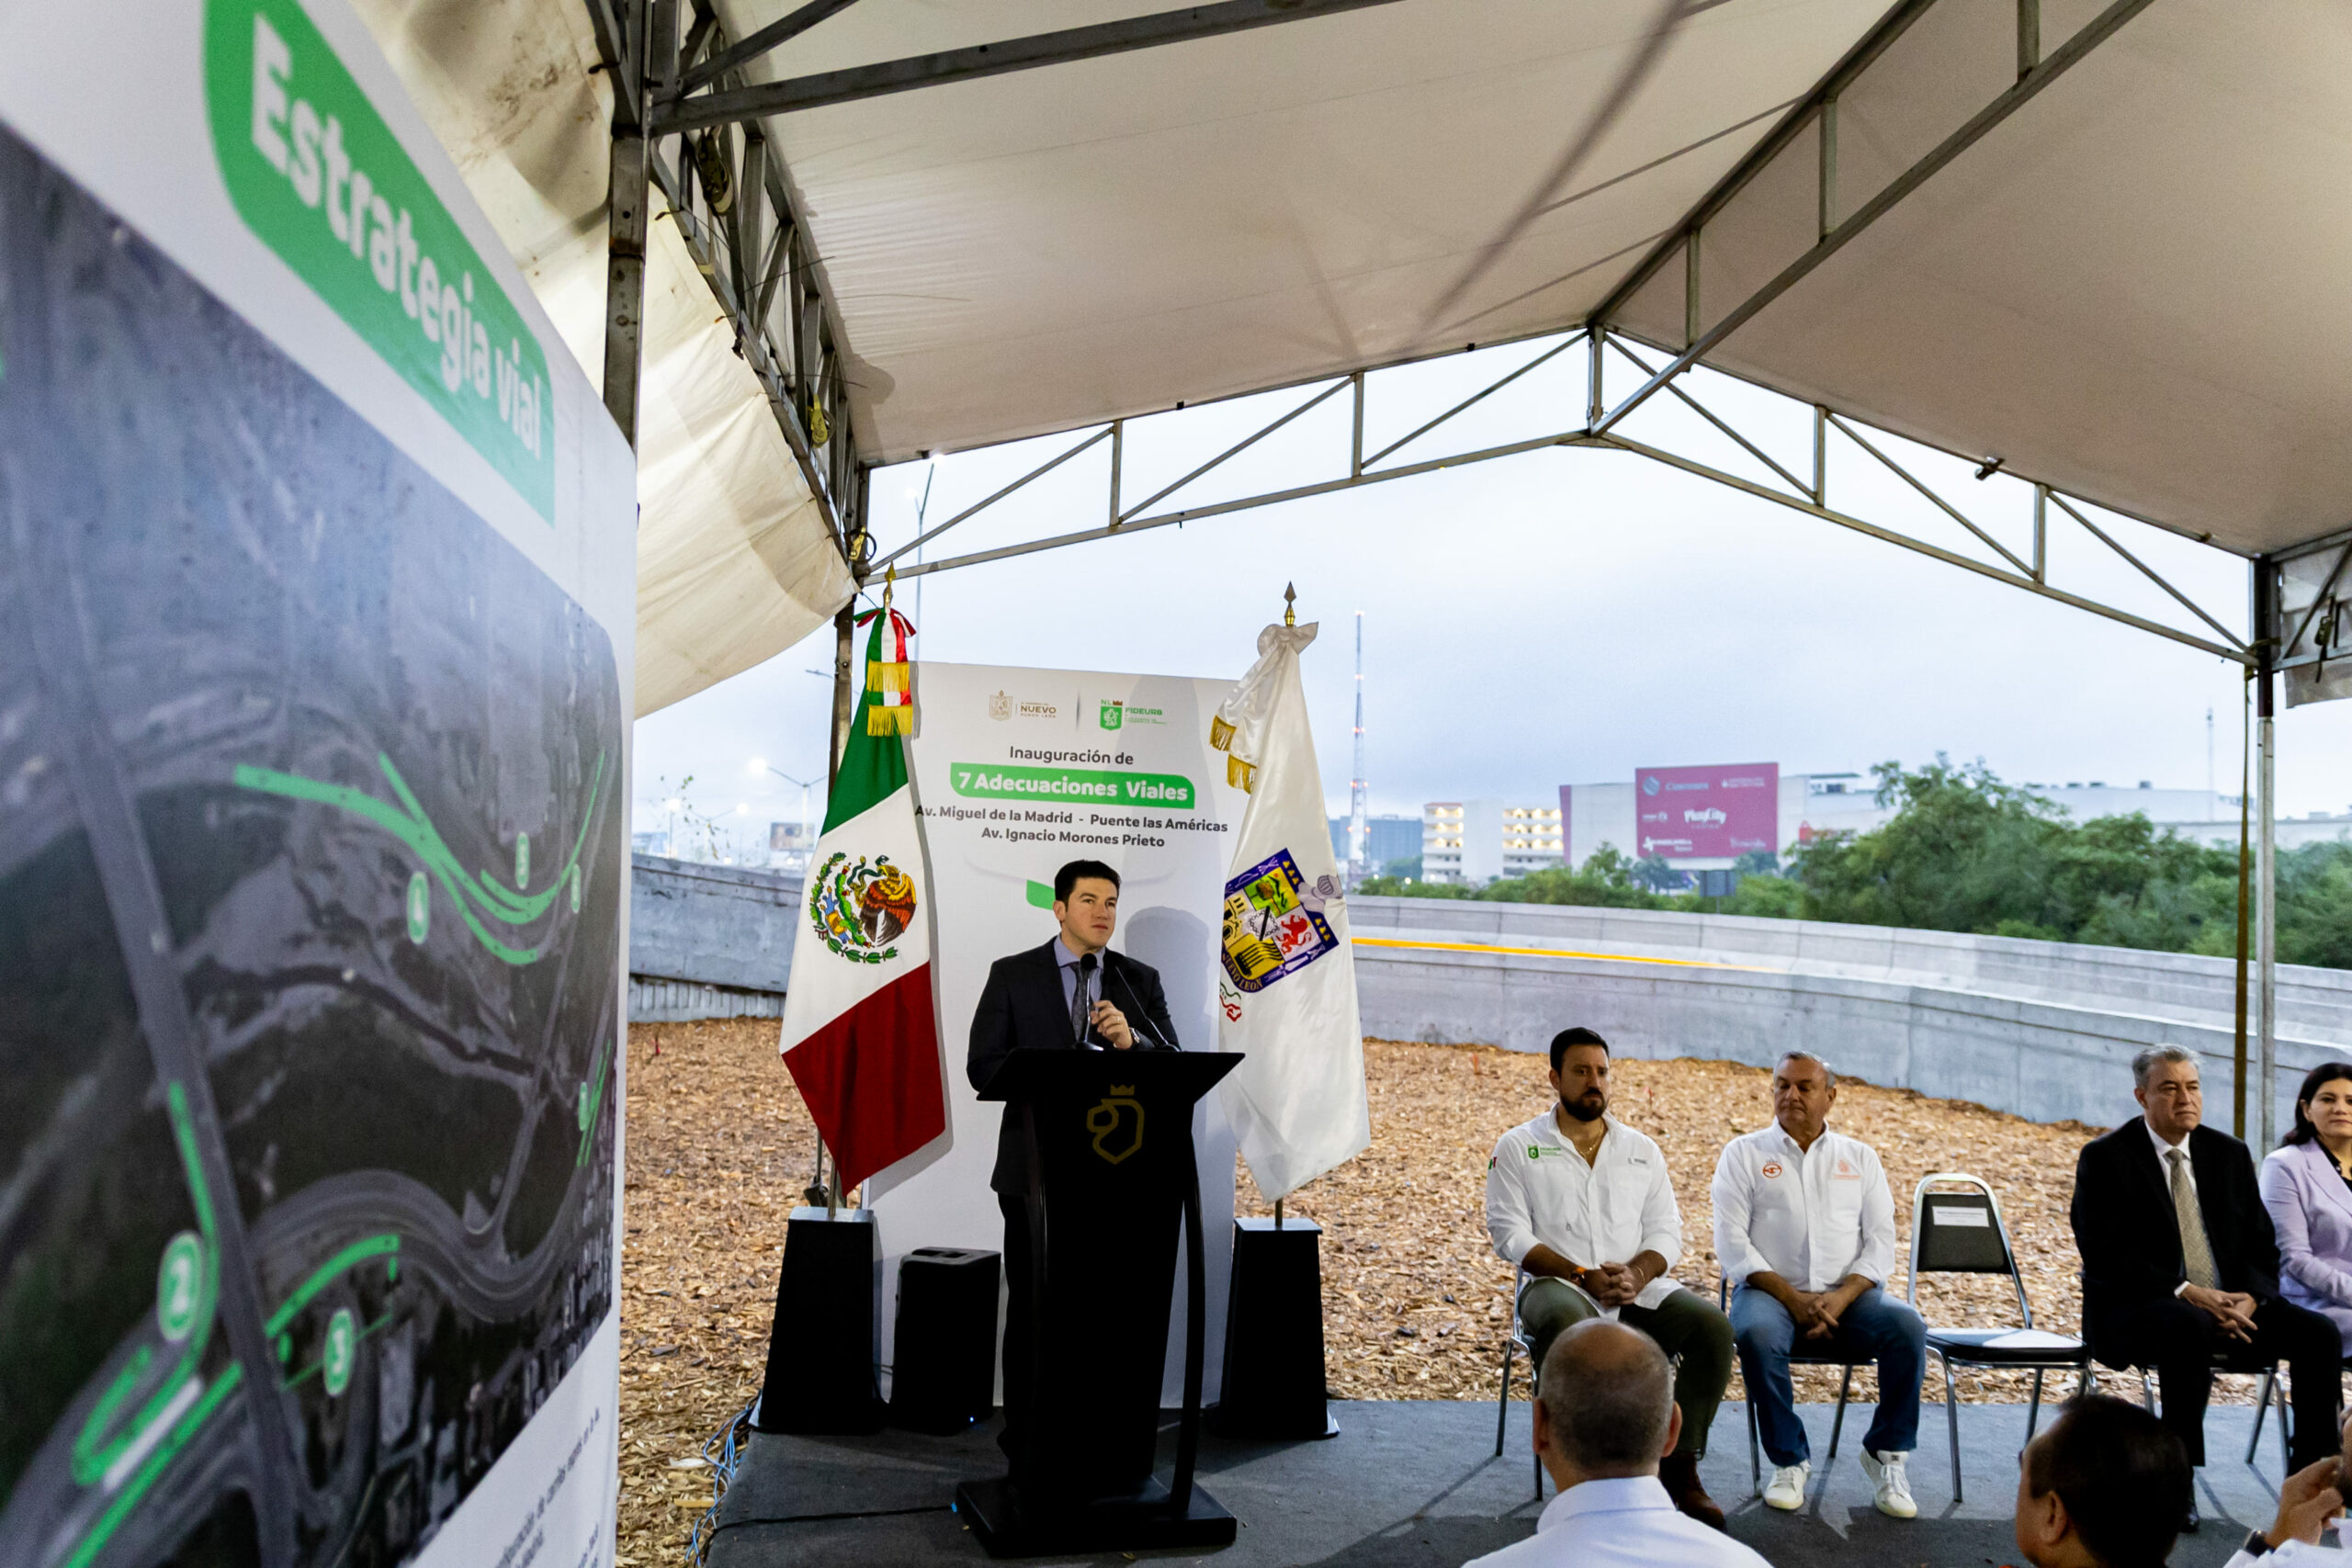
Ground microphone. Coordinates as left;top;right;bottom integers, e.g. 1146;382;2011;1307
1107;956;1176;1052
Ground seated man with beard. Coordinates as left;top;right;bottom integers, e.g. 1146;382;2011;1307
1486;1028;1736;1530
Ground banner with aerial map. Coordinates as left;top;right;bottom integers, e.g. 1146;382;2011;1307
0;3;637;1566
871;661;1243;1406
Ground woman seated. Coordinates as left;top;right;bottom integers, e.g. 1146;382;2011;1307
2259;1061;2352;1354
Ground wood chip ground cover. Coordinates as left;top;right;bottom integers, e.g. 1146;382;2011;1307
616;1023;2229;1565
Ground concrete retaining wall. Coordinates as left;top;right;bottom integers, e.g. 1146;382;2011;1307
1352;897;2352;1133
628;853;802;1021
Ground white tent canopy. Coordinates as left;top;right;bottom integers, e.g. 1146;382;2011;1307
709;0;2351;561
363;0;2352;708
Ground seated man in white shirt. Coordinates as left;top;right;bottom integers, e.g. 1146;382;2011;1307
1711;1050;1928;1519
1486;1028;1735;1529
1464;1319;1769;1568
2010;1393;2192;1568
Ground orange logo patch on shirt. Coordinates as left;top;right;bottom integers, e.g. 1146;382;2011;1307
1761;1162;1783;1179
1834;1158;1859;1180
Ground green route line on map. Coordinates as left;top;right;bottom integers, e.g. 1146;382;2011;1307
232;749;605;965
279;1307;397;1393
70;1084;220;1487
577;1031;614;1168
64;1363;243;1568
263;1235;401;1339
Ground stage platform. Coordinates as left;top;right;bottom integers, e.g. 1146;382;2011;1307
705;1398;2305;1567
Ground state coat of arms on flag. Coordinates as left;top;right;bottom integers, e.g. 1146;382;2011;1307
776;603;946;1190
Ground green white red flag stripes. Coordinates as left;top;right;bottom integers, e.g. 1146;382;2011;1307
777;607;944;1190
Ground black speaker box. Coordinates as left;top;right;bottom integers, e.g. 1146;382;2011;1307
753;1208;886;1434
1209;1216;1337;1438
888;1246;1001;1434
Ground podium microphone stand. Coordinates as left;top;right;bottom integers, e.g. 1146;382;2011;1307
955;1048;1242;1555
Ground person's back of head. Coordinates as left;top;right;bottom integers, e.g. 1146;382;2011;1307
2016;1394;2190;1568
1538;1319;1674;1481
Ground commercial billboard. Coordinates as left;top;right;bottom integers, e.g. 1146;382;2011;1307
1634;763;1780;860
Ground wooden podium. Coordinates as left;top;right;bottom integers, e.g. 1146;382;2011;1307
956;1048;1242;1555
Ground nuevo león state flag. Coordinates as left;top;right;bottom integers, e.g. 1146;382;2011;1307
1209;616;1370;1201
777;607;944;1190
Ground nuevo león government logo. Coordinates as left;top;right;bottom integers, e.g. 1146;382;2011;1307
1219;848;1340;993
808;852;918;964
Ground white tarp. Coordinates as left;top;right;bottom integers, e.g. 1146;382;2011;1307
356;0;852;716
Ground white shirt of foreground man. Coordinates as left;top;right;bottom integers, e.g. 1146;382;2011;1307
1712;1121;1897;1291
1486;1112;1684;1314
1468;1478;1770;1568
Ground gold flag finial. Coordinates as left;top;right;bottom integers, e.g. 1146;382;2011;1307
882;563;896;612
1283;581;1296;626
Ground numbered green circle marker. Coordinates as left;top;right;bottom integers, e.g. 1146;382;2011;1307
405;871;430;944
514;832;531;890
322;1307;356;1397
156;1232;203;1343
569;863;581;914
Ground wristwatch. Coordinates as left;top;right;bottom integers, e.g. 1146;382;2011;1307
2242;1529;2274;1559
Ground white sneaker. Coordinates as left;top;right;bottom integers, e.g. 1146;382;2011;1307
1860;1449;1917;1518
1762;1461;1809;1510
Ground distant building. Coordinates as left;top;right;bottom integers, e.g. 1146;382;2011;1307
632;829;671;857
1328;814;1424;868
1420;800;1561;885
767;820;812;874
1562;769;2268;870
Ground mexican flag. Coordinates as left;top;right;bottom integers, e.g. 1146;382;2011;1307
777;606;944;1191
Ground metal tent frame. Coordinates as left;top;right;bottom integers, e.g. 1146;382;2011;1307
586;0;2313;1145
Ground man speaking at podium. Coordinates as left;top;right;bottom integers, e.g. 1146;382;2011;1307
968;859;1180;1482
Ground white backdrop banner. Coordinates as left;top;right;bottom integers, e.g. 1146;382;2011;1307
873;661;1242;1404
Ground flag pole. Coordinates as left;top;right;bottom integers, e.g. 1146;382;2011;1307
1274;578;1295;1230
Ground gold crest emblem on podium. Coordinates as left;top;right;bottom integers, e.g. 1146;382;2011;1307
1086;1089;1146;1165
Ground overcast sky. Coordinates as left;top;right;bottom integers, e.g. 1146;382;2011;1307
635;347;2352;852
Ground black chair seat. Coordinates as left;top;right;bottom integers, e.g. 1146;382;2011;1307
1927;1328;2089;1366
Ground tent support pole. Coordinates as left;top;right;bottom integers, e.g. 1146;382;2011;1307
2255;558;2278;1151
829;603;855;787
2018;0;2041;77
599;0;649;448
2233;673;2252;1140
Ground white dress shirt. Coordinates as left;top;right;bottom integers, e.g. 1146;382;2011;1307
1462;1476;1772;1568
1711;1122;1896;1292
1486;1111;1684;1314
2227;1536;2340;1567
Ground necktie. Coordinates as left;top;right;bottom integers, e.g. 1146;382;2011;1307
2168;1148;2219;1291
1071;953;1097;1044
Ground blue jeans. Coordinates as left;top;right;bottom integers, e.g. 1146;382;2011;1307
1730;1282;1927;1466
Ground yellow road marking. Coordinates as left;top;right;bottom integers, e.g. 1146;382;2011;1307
1350;935;1774;973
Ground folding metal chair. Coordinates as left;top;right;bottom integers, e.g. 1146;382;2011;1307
2137;1358;2290;1468
1906;1173;2093;1500
1494;1264;1543;1497
1721;1274;1858;1496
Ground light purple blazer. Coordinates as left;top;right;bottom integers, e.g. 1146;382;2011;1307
2259;1140;2352;1351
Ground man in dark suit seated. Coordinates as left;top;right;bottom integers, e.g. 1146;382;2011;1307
967;858;1179;1480
2070;1044;2343;1531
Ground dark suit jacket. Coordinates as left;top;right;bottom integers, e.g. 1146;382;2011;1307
967;939;1180;1195
2071;1119;2283;1364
